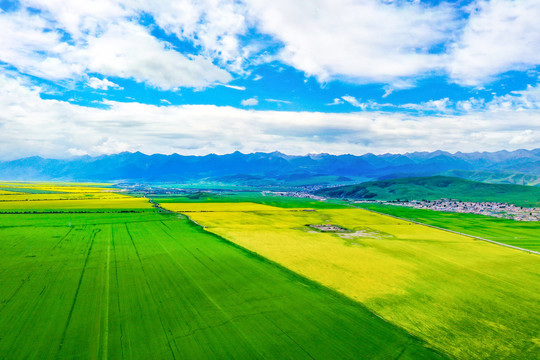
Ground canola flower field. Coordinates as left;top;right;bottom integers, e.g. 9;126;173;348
356;202;540;251
162;201;540;360
0;182;152;213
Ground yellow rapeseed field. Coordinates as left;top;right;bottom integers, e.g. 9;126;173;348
0;193;128;202
168;203;540;360
0;182;151;212
0;182;114;193
0;198;152;211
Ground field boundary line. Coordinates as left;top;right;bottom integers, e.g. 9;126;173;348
359;207;540;255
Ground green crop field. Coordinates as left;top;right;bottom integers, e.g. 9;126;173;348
0;211;444;358
154;191;352;209
0;198;154;212
2;182;539;360
356;203;540;251
168;203;540;359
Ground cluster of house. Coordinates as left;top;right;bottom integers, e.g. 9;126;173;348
383;199;540;221
262;191;327;201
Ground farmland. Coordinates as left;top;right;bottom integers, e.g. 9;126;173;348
0;182;152;213
356;203;540;251
154;191;352;209
0;197;154;212
165;202;540;359
0;186;445;359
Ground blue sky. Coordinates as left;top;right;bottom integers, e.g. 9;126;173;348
0;0;539;159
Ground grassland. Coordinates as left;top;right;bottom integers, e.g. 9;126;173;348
357;203;540;251
0;188;445;359
165;203;540;359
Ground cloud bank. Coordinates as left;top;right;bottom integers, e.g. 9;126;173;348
0;1;539;158
0;74;537;160
2;0;540;87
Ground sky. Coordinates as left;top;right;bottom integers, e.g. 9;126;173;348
0;0;539;160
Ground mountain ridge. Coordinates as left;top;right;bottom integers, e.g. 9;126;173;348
0;148;539;185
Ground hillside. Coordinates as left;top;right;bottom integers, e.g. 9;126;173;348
316;176;540;206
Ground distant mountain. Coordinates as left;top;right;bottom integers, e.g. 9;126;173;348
315;176;540;207
0;149;538;186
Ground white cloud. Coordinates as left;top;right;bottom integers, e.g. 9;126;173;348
0;73;537;160
0;10;82;80
449;0;540;85
142;0;249;72
0;4;232;89
241;97;258;106
73;22;232;90
341;95;367;110
87;77;122;90
221;84;246;90
265;99;291;104
327;98;344;106
245;0;456;83
509;130;535;145
5;0;540;91
20;0;133;38
68;148;89;156
382;87;394;98
401;98;451;112
488;85;540;111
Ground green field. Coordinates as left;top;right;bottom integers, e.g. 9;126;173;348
2;182;539;359
154;191;352;209
169;203;540;359
0;211;444;359
357;203;540;251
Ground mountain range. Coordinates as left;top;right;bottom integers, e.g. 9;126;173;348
0;149;539;186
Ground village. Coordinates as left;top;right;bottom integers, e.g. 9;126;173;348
262;190;327;201
379;199;540;222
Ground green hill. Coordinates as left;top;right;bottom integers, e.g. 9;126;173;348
316;176;540;207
